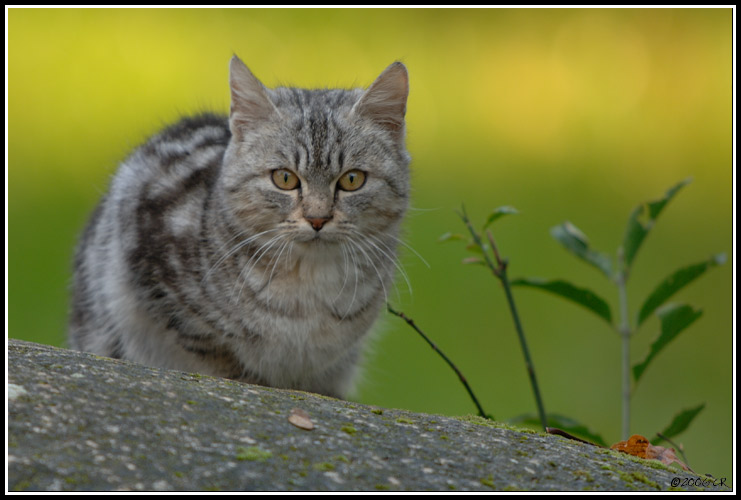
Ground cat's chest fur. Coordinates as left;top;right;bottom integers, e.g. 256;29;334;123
69;57;411;399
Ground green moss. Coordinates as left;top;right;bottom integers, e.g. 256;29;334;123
341;425;357;435
617;470;634;483
573;470;594;482
12;480;32;491
455;414;536;434
313;462;335;471
612;468;661;490
236;446;272;462
480;475;496;489
371;408;383;415
395;417;414;424
63;472;91;486
628;471;659;489
334;455;350;463
440;435;449;441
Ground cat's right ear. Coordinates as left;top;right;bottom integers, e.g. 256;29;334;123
352;61;409;141
229;56;278;137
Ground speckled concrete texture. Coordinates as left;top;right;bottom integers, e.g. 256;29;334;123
7;339;725;492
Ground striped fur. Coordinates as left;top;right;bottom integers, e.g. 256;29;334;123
68;57;411;398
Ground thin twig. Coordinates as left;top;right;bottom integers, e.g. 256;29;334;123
616;247;632;440
546;427;601;447
387;303;491;420
486;229;505;269
458;206;500;276
459;206;548;431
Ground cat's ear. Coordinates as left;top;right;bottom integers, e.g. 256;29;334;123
353;62;409;139
229;55;278;136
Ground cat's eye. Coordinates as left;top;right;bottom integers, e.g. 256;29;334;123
272;169;300;190
337;170;366;192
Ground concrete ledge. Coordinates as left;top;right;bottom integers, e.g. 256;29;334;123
7;339;721;491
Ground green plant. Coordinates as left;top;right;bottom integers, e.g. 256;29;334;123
390;178;723;455
508;178;724;442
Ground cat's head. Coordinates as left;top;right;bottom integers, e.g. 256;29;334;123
221;55;410;252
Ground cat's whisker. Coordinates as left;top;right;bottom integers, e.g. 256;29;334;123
386;233;430;269
346;238;389;306
348;229;412;300
237;233;288;305
231;233;287;305
332;242;351;306
264;237;293;309
363;232;413;299
340;242;361;320
204;228;282;283
349;234;403;303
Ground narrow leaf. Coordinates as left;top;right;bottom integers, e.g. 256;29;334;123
652;403;706;444
438;232;466;243
482;205;519;230
647;178;692;220
511;277;612;325
462;257;486;266
465;242;487;255
550;222;612;278
621;178;692;270
621;205;648;270
632;304;703;383
637;253;726;327
510;413;607;447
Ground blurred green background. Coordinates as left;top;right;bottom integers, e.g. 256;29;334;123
8;8;733;483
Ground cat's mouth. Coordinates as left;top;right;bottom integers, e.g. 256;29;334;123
294;230;340;246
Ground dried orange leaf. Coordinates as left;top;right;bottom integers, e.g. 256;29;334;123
610;434;650;458
611;434;693;472
646;443;693;472
288;407;314;431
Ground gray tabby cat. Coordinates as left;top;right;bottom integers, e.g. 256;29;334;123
68;55;411;398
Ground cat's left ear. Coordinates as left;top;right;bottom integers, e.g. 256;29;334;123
353;62;409;140
229;55;279;137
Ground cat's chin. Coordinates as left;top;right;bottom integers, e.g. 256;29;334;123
294;233;341;246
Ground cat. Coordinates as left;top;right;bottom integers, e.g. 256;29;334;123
68;55;411;398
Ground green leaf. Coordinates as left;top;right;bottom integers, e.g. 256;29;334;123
550;222;612;278
465;242;487;255
509;413;607;447
462;257;486;266
621;178;692;270
482;206;519;230
632;304;703;383
438;232;466;243
652;403;706;444
510;277;612;325
637;253;726;327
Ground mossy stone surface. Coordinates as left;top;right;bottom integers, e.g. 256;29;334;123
7;339;726;492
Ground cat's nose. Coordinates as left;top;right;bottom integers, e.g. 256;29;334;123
305;216;332;231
